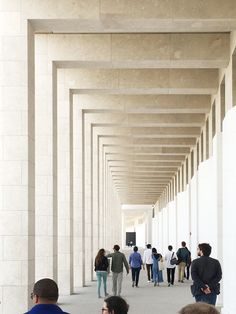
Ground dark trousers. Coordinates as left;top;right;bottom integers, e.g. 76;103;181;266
195;292;217;305
185;265;190;279
146;263;153;281
131;267;141;286
167;267;175;284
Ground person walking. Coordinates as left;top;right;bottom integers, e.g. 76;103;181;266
94;248;109;298
191;243;222;305
143;244;153;282
165;245;177;286
106;245;129;296
177;241;191;283
129;246;143;288
152;248;164;286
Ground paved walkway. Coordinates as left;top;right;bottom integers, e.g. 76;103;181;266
58;249;194;314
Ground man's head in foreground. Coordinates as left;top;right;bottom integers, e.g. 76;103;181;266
31;278;59;304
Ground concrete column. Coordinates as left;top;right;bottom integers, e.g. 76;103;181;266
73;105;85;287
35;36;57;280
233;49;236;107
0;20;35;313
202;125;207;161
57;70;73;294
188;153;192;184
214;92;223;258
222;107;236;313
121;212;125;248
104;150;108;248
158;209;163;250
205;118;210;160
232;31;236;108
177;188;190;246
197;157;217;256
84;116;93;281
179;167;183;193
208;109;213;158
183;159;187;190
92;128;99;257
199;131;203;164
98;137;105;247
146;209;153;245
168;200;177;249
189;172;198;256
225;54;233;114
162;205;168;252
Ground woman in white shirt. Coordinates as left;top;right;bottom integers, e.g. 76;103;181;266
165;245;177;286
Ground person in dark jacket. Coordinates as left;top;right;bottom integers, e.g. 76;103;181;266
25;278;69;314
184;247;191;280
177;241;191;283
191;243;222;305
95;248;109;298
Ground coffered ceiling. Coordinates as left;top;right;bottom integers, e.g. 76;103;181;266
34;0;236;204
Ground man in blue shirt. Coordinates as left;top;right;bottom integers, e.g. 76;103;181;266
129;246;143;287
25;278;69;314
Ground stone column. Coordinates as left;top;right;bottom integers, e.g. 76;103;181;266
98;137;105;247
222;107;236;313
92;127;99;259
0;18;35;313
57;69;73;294
84;115;93;281
73;102;85;287
35;36;57;280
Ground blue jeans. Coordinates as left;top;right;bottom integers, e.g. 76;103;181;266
96;271;108;297
195;292;217;305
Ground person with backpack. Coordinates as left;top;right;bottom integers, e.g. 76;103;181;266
165;245;177;286
177;241;191;283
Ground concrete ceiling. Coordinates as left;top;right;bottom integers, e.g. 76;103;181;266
35;1;236;204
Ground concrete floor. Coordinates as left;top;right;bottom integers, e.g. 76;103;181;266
58;249;195;314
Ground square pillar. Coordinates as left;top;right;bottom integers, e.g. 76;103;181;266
0;20;35;314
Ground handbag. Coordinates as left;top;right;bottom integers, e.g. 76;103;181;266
158;258;165;271
170;252;178;265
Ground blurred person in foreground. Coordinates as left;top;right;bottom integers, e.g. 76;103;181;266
102;295;129;314
25;278;69;314
178;302;220;314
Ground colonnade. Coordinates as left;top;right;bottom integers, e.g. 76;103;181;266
152;37;236;313
1;2;236;314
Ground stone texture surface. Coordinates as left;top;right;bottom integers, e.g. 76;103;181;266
1;1;236;313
